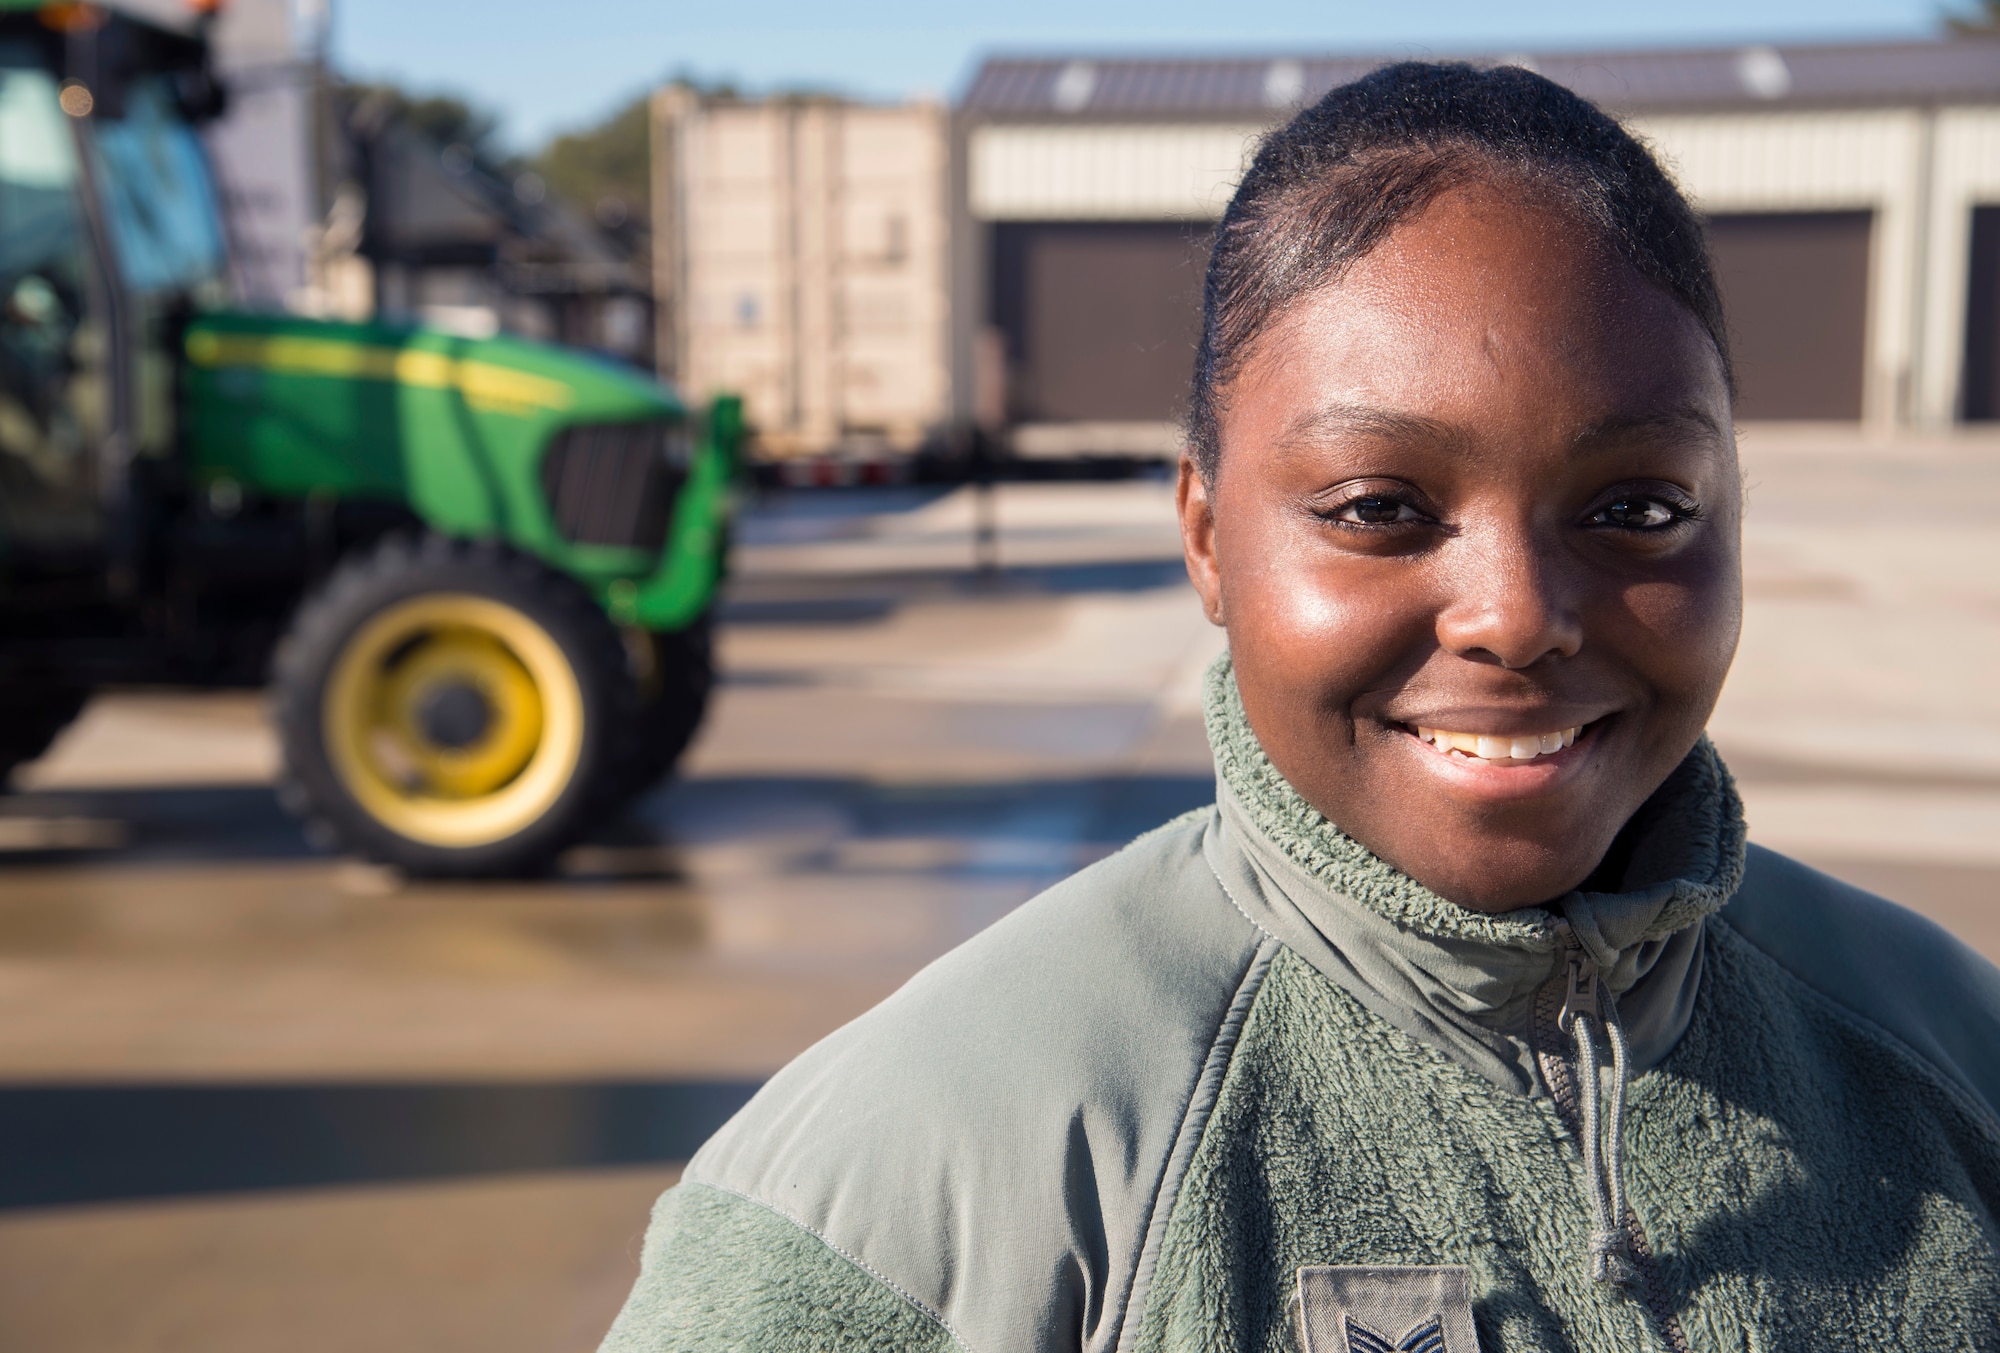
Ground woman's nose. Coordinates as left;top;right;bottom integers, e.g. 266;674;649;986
1433;531;1585;669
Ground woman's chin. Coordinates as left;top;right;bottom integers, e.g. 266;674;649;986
1391;839;1605;913
1333;729;1636;910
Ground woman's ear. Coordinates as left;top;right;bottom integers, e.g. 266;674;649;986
1177;454;1226;627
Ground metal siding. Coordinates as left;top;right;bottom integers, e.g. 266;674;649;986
835;107;951;435
958;49;2000;429
1918;108;2000;422
680;106;787;420
1631;111;1916;209
969;123;1265;221
1634;111;1922;425
668;100;951;454
968;112;1924;425
962;43;2000;116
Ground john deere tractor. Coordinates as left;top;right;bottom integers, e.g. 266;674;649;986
0;2;738;874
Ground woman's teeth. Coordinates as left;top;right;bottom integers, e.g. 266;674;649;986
1413;726;1580;762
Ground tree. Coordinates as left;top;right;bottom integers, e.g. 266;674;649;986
339;81;509;163
1946;1;2000;34
534;93;652;233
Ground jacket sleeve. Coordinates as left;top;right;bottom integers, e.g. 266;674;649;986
1728;844;2000;1125
599;1182;961;1353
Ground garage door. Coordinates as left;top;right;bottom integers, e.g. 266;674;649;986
1961;206;2000;421
1704;211;1872;421
989;222;1212;423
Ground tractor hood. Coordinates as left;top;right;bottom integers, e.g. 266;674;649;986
181;310;691;545
184;312;681;428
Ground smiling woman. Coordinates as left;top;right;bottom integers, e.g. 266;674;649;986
598;63;2000;1353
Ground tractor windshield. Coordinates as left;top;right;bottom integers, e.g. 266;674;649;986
0;56;80;281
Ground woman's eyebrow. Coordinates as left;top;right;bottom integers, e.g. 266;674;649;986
1277;402;1464;450
1566;406;1726;453
1275;402;1724;456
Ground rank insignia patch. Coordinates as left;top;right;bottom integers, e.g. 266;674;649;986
1293;1266;1480;1353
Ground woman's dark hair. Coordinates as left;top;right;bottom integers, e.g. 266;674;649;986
1188;61;1729;480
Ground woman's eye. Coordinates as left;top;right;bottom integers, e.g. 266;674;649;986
1331;495;1424;526
1590;496;1687;530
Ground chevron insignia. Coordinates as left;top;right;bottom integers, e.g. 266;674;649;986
1344;1315;1447;1353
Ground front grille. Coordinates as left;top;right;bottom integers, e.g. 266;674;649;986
540;420;691;551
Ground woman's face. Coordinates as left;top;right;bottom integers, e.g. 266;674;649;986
1180;180;1741;911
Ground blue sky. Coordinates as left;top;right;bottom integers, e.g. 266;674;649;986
333;0;1957;150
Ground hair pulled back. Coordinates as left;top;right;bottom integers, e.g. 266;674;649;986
1188;61;1728;480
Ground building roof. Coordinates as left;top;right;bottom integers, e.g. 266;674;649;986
961;40;2000;119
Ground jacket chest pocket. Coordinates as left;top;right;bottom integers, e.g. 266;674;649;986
1291;1266;1480;1353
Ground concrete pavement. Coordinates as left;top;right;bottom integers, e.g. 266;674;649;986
2;446;1998;1350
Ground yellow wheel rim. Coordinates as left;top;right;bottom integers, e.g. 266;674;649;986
322;594;586;848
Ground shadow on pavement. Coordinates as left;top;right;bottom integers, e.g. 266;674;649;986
0;773;1220;1213
0;785;313;863
647;772;1214;863
0;1080;761;1211
732;486;956;545
0;774;1219;874
720;557;1193;627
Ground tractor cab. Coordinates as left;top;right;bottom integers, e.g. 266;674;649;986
0;2;226;583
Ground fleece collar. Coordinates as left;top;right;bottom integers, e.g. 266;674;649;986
1200;655;1748;1095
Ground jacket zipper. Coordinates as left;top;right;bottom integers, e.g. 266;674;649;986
1533;926;1691;1353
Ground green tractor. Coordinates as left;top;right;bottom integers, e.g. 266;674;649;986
0;2;737;874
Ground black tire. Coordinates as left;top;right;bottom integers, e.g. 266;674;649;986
272;534;640;876
617;614;715;802
0;680;88;787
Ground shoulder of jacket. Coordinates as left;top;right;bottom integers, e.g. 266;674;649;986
685;806;1273;1353
1719;842;2000;1122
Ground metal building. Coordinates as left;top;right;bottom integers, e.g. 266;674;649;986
652;90;952;460
955;42;2000;450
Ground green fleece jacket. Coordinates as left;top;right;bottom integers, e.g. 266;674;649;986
600;659;2000;1353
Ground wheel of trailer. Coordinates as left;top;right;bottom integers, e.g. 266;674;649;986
617;615;715;802
273;535;637;876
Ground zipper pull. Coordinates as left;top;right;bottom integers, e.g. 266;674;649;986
1560;955;1600;1034
1553;920;1599;1034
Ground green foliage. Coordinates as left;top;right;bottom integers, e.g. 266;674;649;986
1946;0;2000;33
340;80;504;157
535;94;652;230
